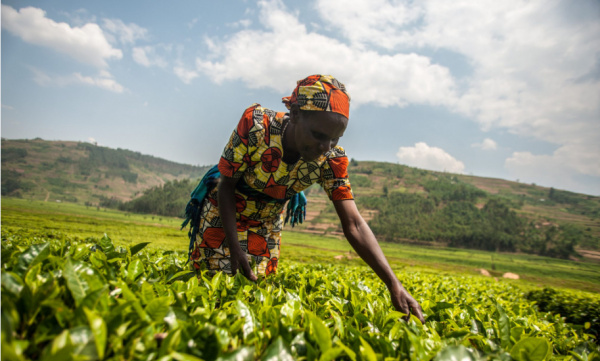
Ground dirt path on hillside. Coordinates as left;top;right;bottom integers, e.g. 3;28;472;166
577;249;600;262
30;180;51;202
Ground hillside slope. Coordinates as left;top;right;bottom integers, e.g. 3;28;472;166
1;138;209;204
300;161;600;255
3;139;598;257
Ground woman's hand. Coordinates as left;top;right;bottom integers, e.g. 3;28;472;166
229;242;258;282
218;175;258;282
389;282;425;323
334;199;425;323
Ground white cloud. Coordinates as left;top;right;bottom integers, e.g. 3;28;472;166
190;0;458;108
30;67;125;93
315;0;423;50
132;48;152;67
472;138;497;150
228;19;252;28
1;5;122;68
505;144;600;194
507;142;600;178
132;46;169;68
187;18;199;30
2;104;15;110
74;71;125;93
315;0;600;189
397;142;465;173
102;18;147;45
88;137;97;143
30;67;61;86
166;0;597;190
174;66;200;84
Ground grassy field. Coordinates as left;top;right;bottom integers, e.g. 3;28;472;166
2;197;599;294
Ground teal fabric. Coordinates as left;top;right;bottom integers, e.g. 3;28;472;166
181;165;221;261
285;191;307;227
190;164;221;204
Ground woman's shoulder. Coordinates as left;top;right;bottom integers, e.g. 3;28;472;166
241;104;286;129
236;104;286;149
326;145;348;159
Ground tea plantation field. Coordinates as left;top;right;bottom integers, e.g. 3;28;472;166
2;198;600;360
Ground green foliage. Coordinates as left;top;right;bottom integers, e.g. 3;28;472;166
1;147;28;163
361;178;587;258
1;139;208;205
75;143;139;183
119;178;198;217
372;162;406;178
548;188;600;218
77;142;131;170
424;176;487;203
2;170;24;195
5;198;599;292
526;288;600;342
47;177;87;190
549;187;581;205
1;169;34;196
98;196;124;209
350;174;372;188
2;232;599;360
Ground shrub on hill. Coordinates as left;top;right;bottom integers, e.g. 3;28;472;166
424;177;487;203
117;178;197;217
1;169;33;196
360;178;583;259
1;147;28;163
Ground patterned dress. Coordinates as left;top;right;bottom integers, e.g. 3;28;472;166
189;104;354;276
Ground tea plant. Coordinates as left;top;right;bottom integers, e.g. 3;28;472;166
2;231;599;360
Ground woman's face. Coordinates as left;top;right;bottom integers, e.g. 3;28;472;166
290;107;349;161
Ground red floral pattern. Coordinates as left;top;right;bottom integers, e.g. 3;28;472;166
191;104;353;277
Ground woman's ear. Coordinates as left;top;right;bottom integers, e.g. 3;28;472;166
290;104;300;124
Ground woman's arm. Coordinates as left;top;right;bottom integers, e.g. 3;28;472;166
217;176;257;281
333;199;424;323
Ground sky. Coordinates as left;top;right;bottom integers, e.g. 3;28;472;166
2;0;599;196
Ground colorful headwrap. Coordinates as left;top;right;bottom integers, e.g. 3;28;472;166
282;75;351;119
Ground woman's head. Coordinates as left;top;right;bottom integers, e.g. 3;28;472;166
282;75;351;161
289;106;348;161
282;75;350;119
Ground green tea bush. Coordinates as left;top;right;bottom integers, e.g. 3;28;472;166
2;231;599;360
526;288;600;342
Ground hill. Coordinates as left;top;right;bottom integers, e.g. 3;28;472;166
2;139;599;259
300;160;600;258
1;138;209;205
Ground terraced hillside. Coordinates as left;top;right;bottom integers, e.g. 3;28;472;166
299;161;600;256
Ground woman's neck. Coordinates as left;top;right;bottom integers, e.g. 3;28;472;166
281;117;300;164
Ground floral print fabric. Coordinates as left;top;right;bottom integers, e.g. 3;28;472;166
189;104;353;276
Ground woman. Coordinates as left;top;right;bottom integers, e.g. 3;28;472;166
186;75;424;322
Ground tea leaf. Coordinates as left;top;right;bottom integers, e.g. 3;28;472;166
261;336;293;361
510;337;552;361
16;243;49;275
130;242;151;256
84;308;107;359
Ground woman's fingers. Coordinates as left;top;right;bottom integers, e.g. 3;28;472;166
390;286;425;324
409;299;425;324
230;249;258;282
239;257;258;281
